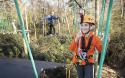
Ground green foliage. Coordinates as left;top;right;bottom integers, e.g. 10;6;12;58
107;7;125;77
0;33;23;46
30;35;70;63
0;33;23;57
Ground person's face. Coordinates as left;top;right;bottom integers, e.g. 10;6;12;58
80;23;90;34
51;12;54;16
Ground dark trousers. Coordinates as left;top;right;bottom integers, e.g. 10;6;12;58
48;23;55;35
76;63;93;78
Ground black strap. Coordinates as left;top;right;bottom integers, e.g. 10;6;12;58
81;35;93;52
74;0;82;8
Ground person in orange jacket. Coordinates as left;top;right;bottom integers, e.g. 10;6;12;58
69;15;102;78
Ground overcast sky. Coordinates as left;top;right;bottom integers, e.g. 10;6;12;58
45;0;69;7
20;0;69;8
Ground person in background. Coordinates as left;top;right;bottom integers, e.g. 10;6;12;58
44;12;58;35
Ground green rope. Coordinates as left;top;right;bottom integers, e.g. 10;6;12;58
97;0;113;78
94;0;106;77
97;0;106;36
14;0;38;78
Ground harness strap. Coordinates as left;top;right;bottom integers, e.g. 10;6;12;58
77;35;93;64
81;35;93;51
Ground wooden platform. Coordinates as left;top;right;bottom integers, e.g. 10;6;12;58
0;58;65;78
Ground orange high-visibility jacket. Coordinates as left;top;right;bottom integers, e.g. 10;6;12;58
69;32;102;65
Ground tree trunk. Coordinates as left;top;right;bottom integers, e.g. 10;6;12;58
58;0;60;35
121;0;124;18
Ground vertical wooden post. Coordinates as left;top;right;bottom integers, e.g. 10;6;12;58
31;0;37;40
58;0;60;35
18;0;28;56
121;0;124;18
23;38;28;55
25;6;30;42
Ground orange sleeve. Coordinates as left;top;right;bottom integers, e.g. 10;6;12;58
94;36;102;53
68;35;78;53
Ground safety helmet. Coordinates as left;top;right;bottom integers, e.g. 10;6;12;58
83;15;95;25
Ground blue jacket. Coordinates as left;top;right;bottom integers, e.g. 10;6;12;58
45;15;58;24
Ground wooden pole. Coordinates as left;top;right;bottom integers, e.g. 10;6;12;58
58;0;60;35
121;0;124;18
25;5;30;42
31;0;37;40
18;1;28;55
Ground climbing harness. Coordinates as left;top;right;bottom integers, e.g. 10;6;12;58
77;35;93;65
